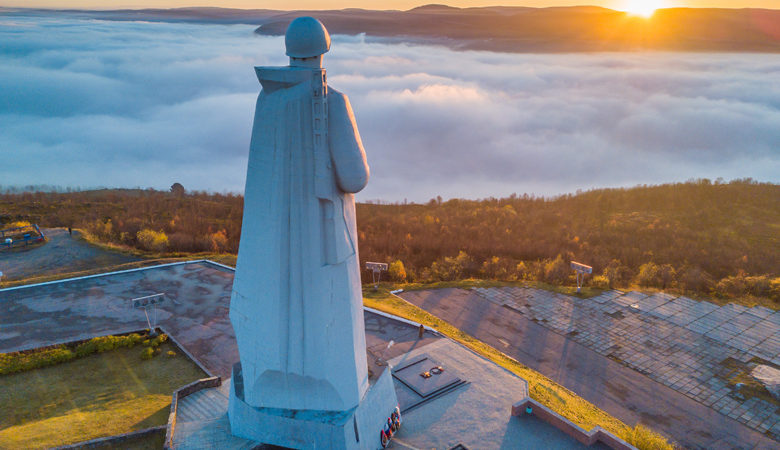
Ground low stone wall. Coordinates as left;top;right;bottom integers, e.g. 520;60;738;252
160;326;215;378
163;376;222;450
53;425;165;449
511;398;638;450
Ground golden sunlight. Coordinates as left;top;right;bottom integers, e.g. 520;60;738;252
622;0;666;18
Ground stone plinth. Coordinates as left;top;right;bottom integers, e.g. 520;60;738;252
228;363;398;449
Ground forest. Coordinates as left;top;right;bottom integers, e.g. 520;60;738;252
1;179;778;304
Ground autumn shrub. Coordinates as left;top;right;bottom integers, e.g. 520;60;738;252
388;260;407;282
715;275;773;298
140;347;156;360
137;229;168;252
602;260;632;288
481;256;514;280
209;229;229;253
527;260;546;281
636;262;659;287
515;261;530;280
87;218;114;241
73;333;143;357
771;278;780;301
1;333;147;375
590;275;610;289
0;347;75;375
150;334;168;348
3;220;32;229
430;251;473;281
74;340;98;357
544;254;570;284
675;265;713;293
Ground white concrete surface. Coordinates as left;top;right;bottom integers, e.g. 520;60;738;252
387;339;594;449
229;15;381;415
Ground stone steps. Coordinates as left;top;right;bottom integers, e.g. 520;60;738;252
177;387;229;423
173;417;257;450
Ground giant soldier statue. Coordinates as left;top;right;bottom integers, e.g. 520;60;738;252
228;17;399;449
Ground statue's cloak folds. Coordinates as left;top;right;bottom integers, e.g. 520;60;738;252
230;66;370;412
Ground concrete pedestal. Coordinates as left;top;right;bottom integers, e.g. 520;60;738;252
228;363;398;449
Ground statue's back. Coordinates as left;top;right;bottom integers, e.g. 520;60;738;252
230;66;369;412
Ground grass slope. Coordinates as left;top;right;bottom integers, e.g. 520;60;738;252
0;341;205;449
400;278;604;298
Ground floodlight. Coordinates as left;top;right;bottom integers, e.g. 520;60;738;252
570;261;593;293
365;262;388;288
129;293;166;334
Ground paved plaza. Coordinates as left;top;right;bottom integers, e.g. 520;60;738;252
0;261;438;379
400;287;779;449
0;262;593;449
3;261;777;448
469;287;780;440
172;339;603;450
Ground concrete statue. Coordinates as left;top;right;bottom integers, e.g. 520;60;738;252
228;17;399;449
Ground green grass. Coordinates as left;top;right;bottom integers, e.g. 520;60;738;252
0;341;205;449
0;332;164;375
87;428;165;450
362;285;674;450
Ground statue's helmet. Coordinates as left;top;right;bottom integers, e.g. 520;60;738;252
285;17;331;58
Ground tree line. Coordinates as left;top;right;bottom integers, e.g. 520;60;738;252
1;179;777;304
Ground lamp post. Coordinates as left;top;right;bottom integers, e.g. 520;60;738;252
570;261;593;293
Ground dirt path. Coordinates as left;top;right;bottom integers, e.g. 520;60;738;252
399;288;778;450
0;228;141;281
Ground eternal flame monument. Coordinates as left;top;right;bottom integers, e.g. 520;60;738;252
227;17;400;449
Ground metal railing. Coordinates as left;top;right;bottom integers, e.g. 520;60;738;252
0;224;45;250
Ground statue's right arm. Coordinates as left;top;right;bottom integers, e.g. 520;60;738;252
328;90;370;194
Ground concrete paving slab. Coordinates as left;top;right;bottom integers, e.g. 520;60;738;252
413;287;779;448
749;306;775;319
171;337;602;450
612;291;648;307
0;261;440;380
640;293;673;311
392;354;463;398
388;339;600;450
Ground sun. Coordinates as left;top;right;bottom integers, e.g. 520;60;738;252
622;0;666;18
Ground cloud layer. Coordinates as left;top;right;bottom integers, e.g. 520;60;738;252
1;13;778;201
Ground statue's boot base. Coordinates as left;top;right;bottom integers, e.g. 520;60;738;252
228;363;398;449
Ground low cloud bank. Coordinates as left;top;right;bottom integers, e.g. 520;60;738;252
1;14;778;201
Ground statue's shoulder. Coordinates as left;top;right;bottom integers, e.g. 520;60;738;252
256;66;312;93
327;88;349;107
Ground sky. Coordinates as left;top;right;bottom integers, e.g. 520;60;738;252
3;1;780;11
1;13;778;202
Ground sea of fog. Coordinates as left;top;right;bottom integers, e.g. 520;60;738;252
1;14;778;201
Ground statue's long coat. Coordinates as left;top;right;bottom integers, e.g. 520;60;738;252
230;66;370;412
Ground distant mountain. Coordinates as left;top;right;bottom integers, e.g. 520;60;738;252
6;5;780;52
